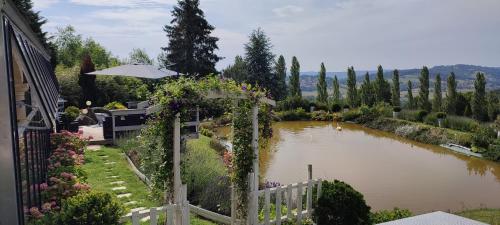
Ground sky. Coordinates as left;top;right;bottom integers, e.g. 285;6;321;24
33;0;500;71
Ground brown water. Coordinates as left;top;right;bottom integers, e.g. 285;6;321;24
217;121;500;213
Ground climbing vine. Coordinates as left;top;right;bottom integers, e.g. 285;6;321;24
140;76;272;217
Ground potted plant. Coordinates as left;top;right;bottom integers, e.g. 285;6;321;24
393;106;402;119
436;112;447;128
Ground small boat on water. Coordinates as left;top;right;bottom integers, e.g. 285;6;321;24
439;143;483;158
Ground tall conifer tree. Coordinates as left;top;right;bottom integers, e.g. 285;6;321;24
374;65;391;103
418;66;431;111
162;0;221;77
407;80;414;109
274;55;287;101
433;74;443;112
289;56;301;98
244;29;278;98
223;55;247;83
346;67;358;108
392;69;401;106
360;72;374;106
445;72;458;114
316;63;328;104
472;72;488;121
333;75;341;103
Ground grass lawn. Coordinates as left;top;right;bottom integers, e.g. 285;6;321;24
82;146;216;225
456;208;500;225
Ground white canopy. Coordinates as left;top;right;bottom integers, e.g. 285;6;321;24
86;63;179;79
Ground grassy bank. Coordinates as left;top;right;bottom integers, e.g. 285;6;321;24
82;146;216;225
456;208;500;225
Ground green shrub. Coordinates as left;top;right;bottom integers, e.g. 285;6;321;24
371;208;412;223
313;102;329;111
436;112;447;119
281;218;314;225
399;110;420;122
103;101;127;110
424;113;438;126
311;110;333;121
58;191;124;225
313;180;372;225
64;106;80;122
444;116;479;132
472;126;496;149
200;127;214;137
330;103;342;112
342;109;362;122
276;108;311;121
484;144;500;162
276;96;310;111
416;110;428;122
393;106;402;112
185;136;229;214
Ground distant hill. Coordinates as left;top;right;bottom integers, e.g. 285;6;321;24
299;64;500;93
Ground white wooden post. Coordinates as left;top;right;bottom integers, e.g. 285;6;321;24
150;207;158;225
231;186;237;225
112;113;116;143
247;172;256;225
306;165;313;217
286;184;292;219
251;105;259;225
182;185;190;225
297;183;303;223
264;188;270;225
174;113;182;225
275;186;282;225
167;205;174;225
131;210;140;225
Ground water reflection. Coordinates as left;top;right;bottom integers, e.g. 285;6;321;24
216;121;500;213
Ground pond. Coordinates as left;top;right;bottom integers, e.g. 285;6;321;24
217;121;500;214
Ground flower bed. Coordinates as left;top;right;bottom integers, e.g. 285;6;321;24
27;130;91;223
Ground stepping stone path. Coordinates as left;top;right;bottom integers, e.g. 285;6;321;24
117;193;132;198
95;146;150;222
110;181;125;185
111;186;127;191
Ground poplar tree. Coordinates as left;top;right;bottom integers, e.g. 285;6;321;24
346;66;358;108
472;72;488;121
289;56;301;98
360;72;374;106
392;69;400;106
418;66;431;111
407;80;414;109
333;75;341;103
433;74;442;112
374;65;391;103
445;72;458;114
162;0;221;77
317;63;328;104
487;92;499;121
274;55;287;101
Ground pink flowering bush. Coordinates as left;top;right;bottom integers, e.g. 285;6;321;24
28;130;91;224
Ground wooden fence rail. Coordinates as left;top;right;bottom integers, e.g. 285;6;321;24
257;179;322;225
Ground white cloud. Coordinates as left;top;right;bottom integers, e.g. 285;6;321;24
272;5;304;17
32;0;59;9
69;0;174;7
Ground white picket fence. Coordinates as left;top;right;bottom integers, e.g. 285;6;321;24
257;179;322;225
